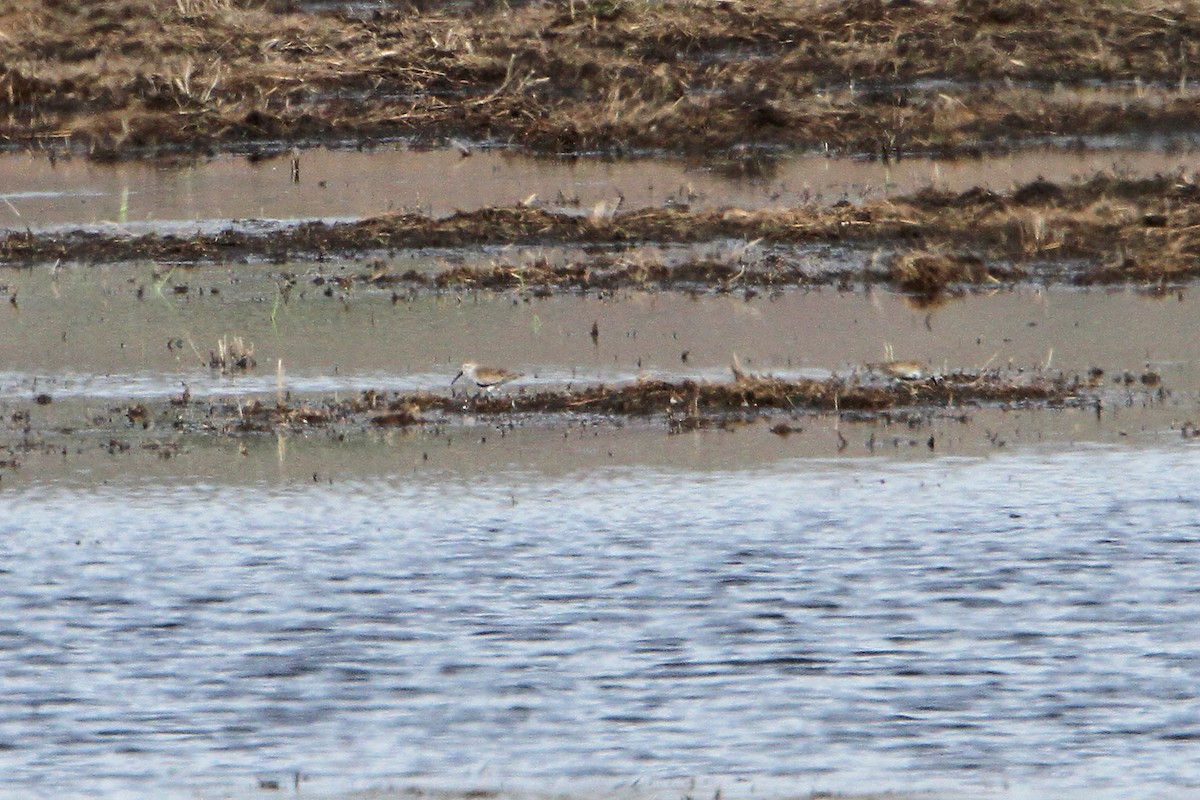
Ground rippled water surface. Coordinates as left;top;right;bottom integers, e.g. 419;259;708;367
3;442;1200;800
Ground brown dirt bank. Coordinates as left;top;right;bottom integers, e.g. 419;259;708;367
3;175;1199;296
3;370;1172;467
3;0;1200;160
135;370;1088;438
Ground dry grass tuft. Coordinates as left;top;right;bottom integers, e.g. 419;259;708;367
1;0;1200;158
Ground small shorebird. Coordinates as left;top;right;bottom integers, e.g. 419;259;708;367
451;361;523;394
867;360;928;381
867;344;929;381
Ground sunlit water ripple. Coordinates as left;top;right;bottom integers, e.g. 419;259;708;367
2;446;1199;800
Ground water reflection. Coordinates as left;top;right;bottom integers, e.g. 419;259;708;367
1;271;1197;402
2;143;1197;231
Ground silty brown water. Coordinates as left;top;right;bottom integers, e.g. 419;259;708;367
2;143;1197;231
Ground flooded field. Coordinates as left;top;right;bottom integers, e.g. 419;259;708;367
4;134;1200;800
6;0;1200;798
6;187;1200;800
3;263;1196;394
4;265;1200;800
0;264;1193;449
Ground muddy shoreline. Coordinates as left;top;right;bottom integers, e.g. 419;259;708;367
0;367;1114;464
3;0;1200;161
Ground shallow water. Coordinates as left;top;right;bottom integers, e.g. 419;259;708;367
2;439;1200;800
1;264;1197;404
2;143;1197;231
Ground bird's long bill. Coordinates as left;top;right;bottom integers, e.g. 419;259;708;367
451;371;463;386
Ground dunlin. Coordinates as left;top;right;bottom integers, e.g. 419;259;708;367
867;360;928;380
451;361;523;394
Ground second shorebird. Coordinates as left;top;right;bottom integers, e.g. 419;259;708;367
451;361;523;394
867;360;928;381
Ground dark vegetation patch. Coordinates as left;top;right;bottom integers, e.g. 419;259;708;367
159;370;1089;436
3;367;1176;465
2;0;1200;159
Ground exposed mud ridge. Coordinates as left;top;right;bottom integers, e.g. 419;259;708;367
3;0;1200;160
149;370;1089;438
4;175;1200;296
1;369;1166;465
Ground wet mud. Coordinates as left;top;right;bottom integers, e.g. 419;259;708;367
2;0;1200;160
5;351;1182;476
0;367;1102;456
252;368;1087;428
